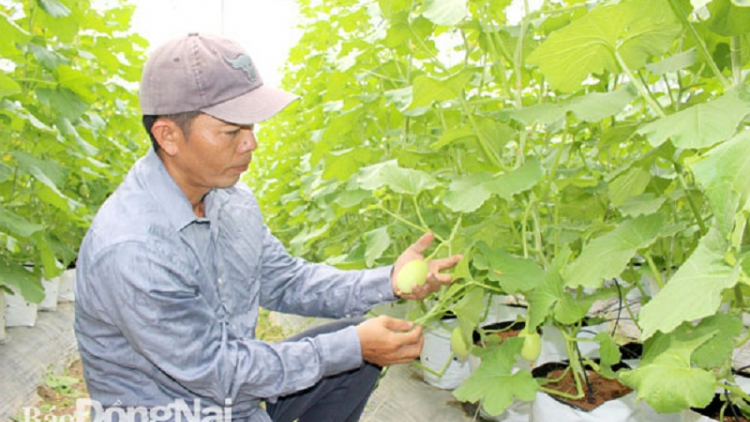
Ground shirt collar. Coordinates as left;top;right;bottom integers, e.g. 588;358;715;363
138;148;209;231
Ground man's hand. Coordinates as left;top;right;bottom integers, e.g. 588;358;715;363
356;316;423;367
391;232;462;300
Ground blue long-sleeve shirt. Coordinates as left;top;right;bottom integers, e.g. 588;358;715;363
74;148;396;421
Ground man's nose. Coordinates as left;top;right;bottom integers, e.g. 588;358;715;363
238;129;257;153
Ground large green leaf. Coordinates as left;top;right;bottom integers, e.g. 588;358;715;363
527;0;681;93
0;74;22;98
706;0;750;36
619;332;717;413
443;172;494;213
638;87;750;149
453;340;538;416
356;160;440;195
0;204;44;238
638;228;740;339
507;86;637;124
0;13;31;56
563;213;666;289
36;87;89;121
691;131;750;236
422;0;468;26
487;158;544;200
28;42;71;70
364;226;391;267
474;243;544;294
645;48;698;76
443;159;543;213
0;259;44;303
409;70;473;109
10;151;65;191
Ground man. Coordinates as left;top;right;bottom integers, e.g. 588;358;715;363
74;33;462;422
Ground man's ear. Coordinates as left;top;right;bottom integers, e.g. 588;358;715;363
151;118;182;156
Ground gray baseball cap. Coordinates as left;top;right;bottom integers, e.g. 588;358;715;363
139;33;298;125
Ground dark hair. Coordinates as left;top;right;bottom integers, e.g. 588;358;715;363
142;111;202;151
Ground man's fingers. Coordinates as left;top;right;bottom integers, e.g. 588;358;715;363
381;315;415;332
431;254;463;271
409;232;435;255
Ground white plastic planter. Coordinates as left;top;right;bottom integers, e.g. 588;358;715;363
420;319;470;389
530;361;679;422
57;268;76;302
531;389;680;422
4;289;38;327
39;276;60;311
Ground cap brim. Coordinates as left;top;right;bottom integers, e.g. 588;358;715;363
201;85;299;125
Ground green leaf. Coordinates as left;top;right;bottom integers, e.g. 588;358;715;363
0;162;12;183
608;165;651;207
596;332;622;377
10;151;65;190
475;243;544;294
453;340;538;416
431;126;476;149
37;0;72;17
453;287;485;344
409;70;473;109
443;172;494;213
645;49;698;76
638;228;740;339
618;193;666;217
527;0;681;93
0;14;31;56
691;131;750;236
422;0;468;26
0;74;22;98
563;213;666;289
356;160;440;195
638;87;750;149
28;42;71;70
333;189;372;208
56;65;96;103
691;313;743;368
508;103;565;125
567;85;638;122
620;348;716;413
0;258;44;303
364;226;391;267
378;0;411;19
36;87;89;121
487;157;544;200
0;204;44;238
706;0;750;36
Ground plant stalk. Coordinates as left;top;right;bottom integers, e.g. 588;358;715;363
731;36;743;87
667;0;731;89
614;50;666;118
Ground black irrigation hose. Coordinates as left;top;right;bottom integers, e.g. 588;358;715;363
576;344;595;404
724;388;742;422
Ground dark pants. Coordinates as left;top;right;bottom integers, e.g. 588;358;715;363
266;319;382;422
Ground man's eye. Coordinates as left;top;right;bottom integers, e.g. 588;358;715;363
225;129;240;136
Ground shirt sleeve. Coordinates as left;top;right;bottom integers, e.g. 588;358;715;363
258;225;398;318
87;241;364;403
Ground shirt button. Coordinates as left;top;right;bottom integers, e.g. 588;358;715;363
217;278;223;285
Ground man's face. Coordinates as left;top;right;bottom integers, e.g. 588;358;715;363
171;113;257;192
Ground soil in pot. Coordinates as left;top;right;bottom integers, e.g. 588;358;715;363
533;361;632;412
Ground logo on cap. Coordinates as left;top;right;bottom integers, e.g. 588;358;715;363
225;54;257;82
